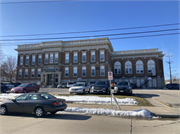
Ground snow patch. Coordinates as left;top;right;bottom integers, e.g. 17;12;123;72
56;96;138;105
0;93;22;101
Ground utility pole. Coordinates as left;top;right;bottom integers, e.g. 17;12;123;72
166;55;173;84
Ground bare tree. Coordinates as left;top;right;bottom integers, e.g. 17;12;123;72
1;55;17;82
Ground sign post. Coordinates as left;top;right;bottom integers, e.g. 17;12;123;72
108;71;113;109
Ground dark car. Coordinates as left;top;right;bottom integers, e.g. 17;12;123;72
90;81;110;94
166;83;179;89
11;82;21;87
1;83;9;93
114;81;132;95
57;82;67;88
0;93;67;117
88;81;96;88
11;83;39;93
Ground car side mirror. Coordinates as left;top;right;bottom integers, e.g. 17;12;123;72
12;99;16;102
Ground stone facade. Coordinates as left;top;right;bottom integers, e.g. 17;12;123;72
15;37;165;88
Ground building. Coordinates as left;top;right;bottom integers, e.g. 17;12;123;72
15;37;165;88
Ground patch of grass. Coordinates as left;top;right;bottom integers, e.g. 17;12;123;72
55;94;153;106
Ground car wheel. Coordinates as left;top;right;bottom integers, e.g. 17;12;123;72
35;107;44;117
50;112;57;115
35;88;39;93
23;90;27;93
0;105;8;115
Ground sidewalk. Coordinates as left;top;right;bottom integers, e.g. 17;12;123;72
67;103;180;118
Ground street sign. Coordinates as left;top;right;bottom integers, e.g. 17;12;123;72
108;71;113;80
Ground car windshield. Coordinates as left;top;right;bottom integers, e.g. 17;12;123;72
117;82;128;86
95;81;105;85
18;84;28;87
73;84;84;87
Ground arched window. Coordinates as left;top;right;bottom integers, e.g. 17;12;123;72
136;60;144;74
114;61;121;74
147;60;156;74
125;61;132;74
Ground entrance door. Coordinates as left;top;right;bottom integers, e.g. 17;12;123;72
48;74;53;85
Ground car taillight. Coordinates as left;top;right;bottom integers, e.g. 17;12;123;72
63;101;66;104
52;102;60;105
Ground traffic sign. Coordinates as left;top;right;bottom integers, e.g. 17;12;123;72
108;71;113;80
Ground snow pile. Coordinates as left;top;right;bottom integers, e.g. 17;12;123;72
0;93;22;101
56;96;138;105
63;107;157;118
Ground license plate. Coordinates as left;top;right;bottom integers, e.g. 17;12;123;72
60;102;62;105
120;90;124;92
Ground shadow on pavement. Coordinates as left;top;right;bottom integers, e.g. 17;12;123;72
133;93;159;98
2;113;92;120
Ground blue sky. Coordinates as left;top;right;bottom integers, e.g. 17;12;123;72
0;1;179;80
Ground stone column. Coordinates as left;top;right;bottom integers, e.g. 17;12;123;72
45;74;48;85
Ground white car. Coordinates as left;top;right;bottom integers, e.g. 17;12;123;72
69;82;89;94
67;82;75;88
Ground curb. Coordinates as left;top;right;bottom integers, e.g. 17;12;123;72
151;112;180;118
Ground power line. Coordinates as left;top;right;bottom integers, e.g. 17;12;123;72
1;23;179;37
0;0;64;4
2;32;180;46
0;28;179;42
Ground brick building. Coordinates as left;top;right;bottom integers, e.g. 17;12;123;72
15;37;165;88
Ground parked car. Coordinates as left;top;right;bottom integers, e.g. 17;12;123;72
11;83;21;87
166;83;179;89
57;82;67;88
0;93;67;117
114;81;132;95
1;83;9;93
11;83;40;93
90;81;110;94
67;81;75;88
4;82;15;90
69;82;89;94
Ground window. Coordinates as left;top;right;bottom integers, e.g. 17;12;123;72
24;69;28;78
37;68;41;78
32;55;35;65
27;94;38;100
73;67;77;77
65;67;69;77
15;94;28;101
74;52;78;63
55;74;58;83
91;51;95;62
114;61;121;74
44;68;47;72
38;55;42;64
147;60;156;74
25;55;29;65
91;66;95;76
55;67;58;72
54;53;58;63
31;69;35;78
136;60;144;74
125;61;132;74
19;56;23;65
48;67;54;71
100;66;105;76
65;53;69;63
82;66;86;77
18;69;22;78
49;53;53;63
45;53;48;64
82;52;86;62
100;50;105;61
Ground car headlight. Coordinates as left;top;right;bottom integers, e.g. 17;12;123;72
114;87;118;90
91;86;94;89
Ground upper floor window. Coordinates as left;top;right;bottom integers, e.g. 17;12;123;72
100;65;105;76
31;69;35;78
38;55;42;64
45;53;48;64
55;67;58;72
114;61;121;74
49;53;53;63
147;60;156;74
82;52;86;62
125;61;132;74
25;55;29;65
24;69;28;78
48;67;54;71
82;66;86;77
37;68;41;78
19;56;23;65
65;67;69;77
54;53;58;63
136;60;144;74
73;67;77;77
65;53;69;63
18;69;22;78
100;50;105;61
44;68;47;72
74;52;78;63
91;66;95;76
91;51;95;62
32;55;35;65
